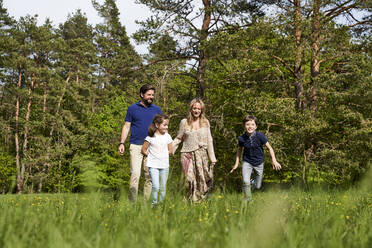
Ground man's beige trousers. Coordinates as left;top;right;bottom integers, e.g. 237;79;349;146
129;144;152;201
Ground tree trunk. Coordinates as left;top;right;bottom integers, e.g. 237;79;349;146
15;67;23;193
310;0;321;110
5;121;11;151
20;74;37;193
43;75;71;192
43;81;47;122
195;0;211;99
302;149;308;190
293;0;305;110
50;75;70;137
196;52;208;99
22;74;35;162
39;81;48;191
154;64;169;110
38;177;43;193
0;82;5;106
37;167;47;193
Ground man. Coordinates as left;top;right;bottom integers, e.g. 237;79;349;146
118;84;162;201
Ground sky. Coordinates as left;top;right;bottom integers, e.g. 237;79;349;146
3;0;152;53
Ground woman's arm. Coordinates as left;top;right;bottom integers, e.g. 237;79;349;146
230;146;242;173
265;142;282;170
172;138;182;155
172;119;186;154
206;122;217;164
141;141;150;156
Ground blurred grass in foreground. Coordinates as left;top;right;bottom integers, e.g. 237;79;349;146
0;187;370;248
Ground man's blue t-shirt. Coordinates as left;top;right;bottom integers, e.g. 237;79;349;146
125;101;162;145
238;131;268;166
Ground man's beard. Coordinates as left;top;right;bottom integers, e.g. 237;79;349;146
142;98;153;106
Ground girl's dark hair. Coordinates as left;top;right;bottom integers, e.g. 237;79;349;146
148;114;169;137
243;115;258;125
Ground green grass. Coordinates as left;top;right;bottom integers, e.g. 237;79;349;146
0;187;371;248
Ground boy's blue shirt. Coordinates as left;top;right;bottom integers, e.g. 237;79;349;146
125;101;162;145
238;131;268;166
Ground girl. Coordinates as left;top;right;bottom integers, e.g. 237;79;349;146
172;99;216;202
141;114;173;206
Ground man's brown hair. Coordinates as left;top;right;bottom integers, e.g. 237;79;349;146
140;84;156;97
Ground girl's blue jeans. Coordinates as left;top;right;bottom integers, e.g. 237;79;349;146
242;161;264;200
148;167;169;205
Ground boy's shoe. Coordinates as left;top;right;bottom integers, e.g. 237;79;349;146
250;179;255;190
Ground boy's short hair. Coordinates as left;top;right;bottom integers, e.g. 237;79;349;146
243;115;258;125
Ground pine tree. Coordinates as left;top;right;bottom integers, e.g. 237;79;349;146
134;0;267;98
92;0;142;90
40;10;98;192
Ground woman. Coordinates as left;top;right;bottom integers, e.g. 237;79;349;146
173;98;216;202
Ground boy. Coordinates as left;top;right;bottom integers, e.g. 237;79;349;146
230;115;281;201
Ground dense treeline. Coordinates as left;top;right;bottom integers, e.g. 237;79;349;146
0;0;370;193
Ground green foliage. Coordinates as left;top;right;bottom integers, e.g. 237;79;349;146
0;189;370;247
0;1;370;193
203;15;371;187
76;95;132;191
148;33;178;60
71;154;128;191
93;0;142;88
0;147;15;193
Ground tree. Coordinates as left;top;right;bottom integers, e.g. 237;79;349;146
134;0;267;98
199;2;371;187
0;0;16;193
0;12;59;192
92;0;142;90
40;10;98;192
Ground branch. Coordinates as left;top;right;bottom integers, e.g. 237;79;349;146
180;11;199;32
127;56;198;73
172;71;197;80
324;0;353;17
349;20;372;27
325;1;359;20
270;54;295;76
215;57;229;72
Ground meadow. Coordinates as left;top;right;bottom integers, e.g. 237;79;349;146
0;184;371;248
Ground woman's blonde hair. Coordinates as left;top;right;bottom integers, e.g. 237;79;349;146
186;98;209;129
